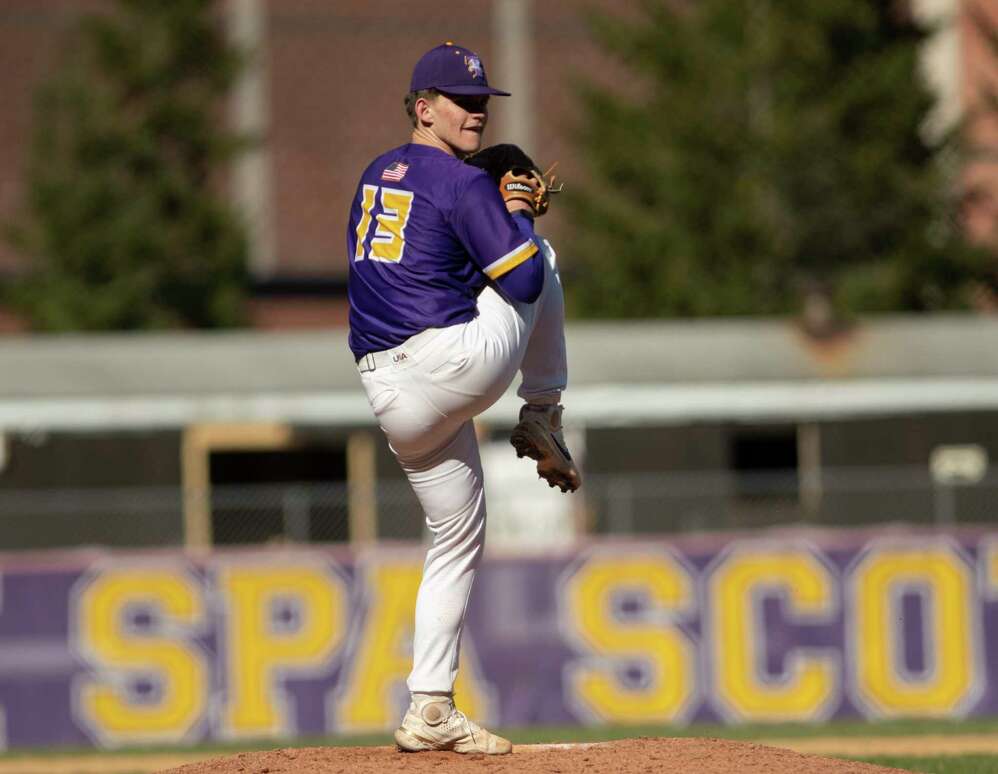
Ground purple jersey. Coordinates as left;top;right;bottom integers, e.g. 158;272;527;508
347;144;537;359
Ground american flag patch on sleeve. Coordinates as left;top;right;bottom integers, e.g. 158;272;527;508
381;162;410;182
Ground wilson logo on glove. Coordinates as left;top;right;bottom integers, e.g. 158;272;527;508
466;144;564;218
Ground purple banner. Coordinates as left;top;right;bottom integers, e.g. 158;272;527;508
1;527;998;749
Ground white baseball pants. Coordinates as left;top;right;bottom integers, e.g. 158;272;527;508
358;240;567;694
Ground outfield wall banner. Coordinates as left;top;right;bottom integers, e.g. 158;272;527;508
2;528;998;749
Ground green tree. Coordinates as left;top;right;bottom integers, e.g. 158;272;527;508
566;0;995;320
5;0;250;330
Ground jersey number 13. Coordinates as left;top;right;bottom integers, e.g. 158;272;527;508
354;185;415;263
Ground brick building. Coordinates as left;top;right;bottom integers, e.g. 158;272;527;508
0;0;615;331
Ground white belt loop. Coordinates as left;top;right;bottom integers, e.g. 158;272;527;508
356;327;446;374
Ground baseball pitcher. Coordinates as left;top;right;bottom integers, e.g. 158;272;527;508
347;42;580;755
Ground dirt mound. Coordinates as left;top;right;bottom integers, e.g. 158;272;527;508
158;737;912;774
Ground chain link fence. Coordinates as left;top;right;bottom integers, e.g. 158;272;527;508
585;467;998;535
0;466;995;551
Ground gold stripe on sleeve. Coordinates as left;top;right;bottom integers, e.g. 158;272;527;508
483;241;538;280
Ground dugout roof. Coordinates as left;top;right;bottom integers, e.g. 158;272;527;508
0;314;996;431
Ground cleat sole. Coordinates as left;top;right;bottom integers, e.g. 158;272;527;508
394;728;438;753
510;421;581;493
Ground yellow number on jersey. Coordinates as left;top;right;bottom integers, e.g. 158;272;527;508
353;185;377;261
354;186;414;263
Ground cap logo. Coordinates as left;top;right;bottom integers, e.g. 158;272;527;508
464;55;484;80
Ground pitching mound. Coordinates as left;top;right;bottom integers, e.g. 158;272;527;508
159;737;910;774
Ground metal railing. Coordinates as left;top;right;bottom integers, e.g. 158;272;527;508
0;466;994;551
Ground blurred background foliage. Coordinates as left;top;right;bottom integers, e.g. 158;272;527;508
4;0;250;331
565;0;998;321
1;0;996;330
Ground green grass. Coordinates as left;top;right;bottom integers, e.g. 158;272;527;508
501;717;998;744
844;755;998;773
5;716;998;774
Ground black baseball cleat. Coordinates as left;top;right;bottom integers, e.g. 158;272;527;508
510;404;582;493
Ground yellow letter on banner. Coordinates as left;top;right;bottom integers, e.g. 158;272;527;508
709;546;838;722
333;560;489;732
849;543;979;717
218;562;346;737
561;551;697;724
74;567;206;746
982;539;998;598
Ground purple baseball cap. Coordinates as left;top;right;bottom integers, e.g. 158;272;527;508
409;42;511;96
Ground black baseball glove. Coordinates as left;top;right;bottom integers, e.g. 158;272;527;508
466;144;561;217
